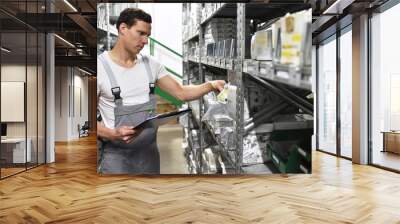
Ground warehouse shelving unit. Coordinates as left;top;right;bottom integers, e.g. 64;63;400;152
183;2;313;174
97;3;139;53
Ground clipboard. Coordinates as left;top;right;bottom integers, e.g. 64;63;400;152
134;108;191;129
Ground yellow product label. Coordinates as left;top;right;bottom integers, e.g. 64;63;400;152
281;49;300;65
281;51;295;57
217;88;229;103
282;44;295;48
292;34;302;42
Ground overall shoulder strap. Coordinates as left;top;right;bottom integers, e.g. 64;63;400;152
98;53;121;100
141;55;157;111
142;55;155;83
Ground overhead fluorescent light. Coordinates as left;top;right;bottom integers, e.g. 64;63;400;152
78;67;92;76
1;47;11;53
63;0;78;12
54;34;75;48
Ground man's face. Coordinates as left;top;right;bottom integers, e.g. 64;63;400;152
120;20;151;55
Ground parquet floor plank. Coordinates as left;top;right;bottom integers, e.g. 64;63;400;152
0;135;399;223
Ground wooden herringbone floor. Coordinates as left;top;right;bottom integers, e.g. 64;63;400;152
1;135;400;224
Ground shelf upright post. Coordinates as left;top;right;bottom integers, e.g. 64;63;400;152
106;3;110;51
182;3;189;173
235;3;246;174
198;4;204;174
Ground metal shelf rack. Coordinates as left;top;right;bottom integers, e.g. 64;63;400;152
183;2;313;174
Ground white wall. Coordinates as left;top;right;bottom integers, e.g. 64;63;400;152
78;75;89;126
138;3;183;80
1;65;26;139
72;73;89;138
55;67;89;141
1;63;46;164
1;65;39;137
55;67;68;141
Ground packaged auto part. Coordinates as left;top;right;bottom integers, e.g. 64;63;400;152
251;28;273;61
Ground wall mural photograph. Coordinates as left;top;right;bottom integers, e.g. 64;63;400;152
97;2;313;175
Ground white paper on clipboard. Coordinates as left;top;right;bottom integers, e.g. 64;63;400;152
134;108;191;129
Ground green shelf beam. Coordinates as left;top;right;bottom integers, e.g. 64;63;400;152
149;37;183;58
155;87;183;107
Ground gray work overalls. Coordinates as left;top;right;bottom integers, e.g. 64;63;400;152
97;54;160;174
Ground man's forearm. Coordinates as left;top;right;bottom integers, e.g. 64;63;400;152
97;121;138;143
97;121;116;140
156;75;224;102
180;82;213;101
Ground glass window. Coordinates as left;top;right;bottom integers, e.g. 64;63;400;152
318;36;337;155
27;31;38;169
0;0;46;179
339;27;352;158
371;3;400;171
312;45;317;150
1;17;28;177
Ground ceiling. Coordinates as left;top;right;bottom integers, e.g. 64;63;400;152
312;0;390;44
0;0;97;74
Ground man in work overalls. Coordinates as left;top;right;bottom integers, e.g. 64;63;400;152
97;8;225;174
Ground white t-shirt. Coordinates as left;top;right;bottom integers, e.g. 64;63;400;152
97;51;168;128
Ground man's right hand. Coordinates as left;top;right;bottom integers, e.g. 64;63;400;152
112;126;142;144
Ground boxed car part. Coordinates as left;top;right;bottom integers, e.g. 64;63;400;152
251;28;273;61
276;9;311;66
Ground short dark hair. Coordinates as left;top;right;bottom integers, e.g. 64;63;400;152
116;8;152;31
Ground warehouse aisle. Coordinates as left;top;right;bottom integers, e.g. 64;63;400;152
157;125;189;174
